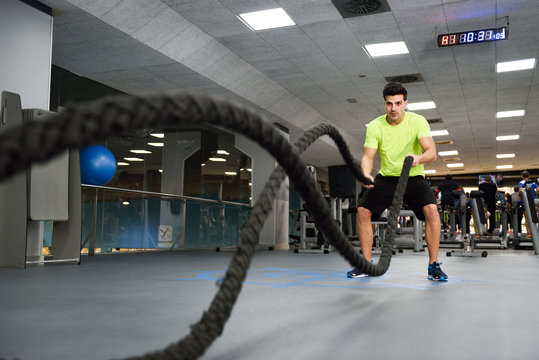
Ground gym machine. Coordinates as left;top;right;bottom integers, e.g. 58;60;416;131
446;189;488;258
438;193;462;248
290;166;334;254
0;91;81;268
469;190;508;249
520;186;539;254
393;209;424;252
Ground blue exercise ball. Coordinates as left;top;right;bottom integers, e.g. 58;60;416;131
80;145;117;185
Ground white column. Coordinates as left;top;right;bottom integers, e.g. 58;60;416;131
235;125;289;250
0;0;53;266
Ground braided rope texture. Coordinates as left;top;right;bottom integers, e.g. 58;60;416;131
0;92;412;359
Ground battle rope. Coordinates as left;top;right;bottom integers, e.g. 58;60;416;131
0;92;413;359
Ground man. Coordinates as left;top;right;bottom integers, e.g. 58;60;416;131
519;170;538;198
478;175;498;236
511;185;523;236
436;174;460;229
347;82;447;281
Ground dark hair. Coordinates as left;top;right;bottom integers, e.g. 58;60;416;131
514;185;520;192
522;170;530;178
383;82;407;100
445;174;452;181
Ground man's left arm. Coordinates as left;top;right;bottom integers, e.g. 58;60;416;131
407;136;437;167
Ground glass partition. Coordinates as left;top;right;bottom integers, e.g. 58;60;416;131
81;186;251;253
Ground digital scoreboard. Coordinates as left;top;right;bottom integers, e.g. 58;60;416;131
437;27;508;47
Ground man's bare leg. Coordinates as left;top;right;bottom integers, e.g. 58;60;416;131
422;203;441;264
357;207;374;262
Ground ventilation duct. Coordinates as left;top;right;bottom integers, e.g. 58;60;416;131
385;73;424;84
435;140;454;145
331;0;391;18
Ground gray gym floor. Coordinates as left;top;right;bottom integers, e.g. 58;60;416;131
1;248;538;360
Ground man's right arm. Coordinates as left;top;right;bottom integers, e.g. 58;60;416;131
361;147;377;187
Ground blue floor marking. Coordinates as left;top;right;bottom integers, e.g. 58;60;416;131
175;267;491;290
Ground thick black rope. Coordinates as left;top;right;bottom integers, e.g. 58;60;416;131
0;92;413;359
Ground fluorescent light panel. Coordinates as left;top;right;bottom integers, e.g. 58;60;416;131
238;8;295;31
431;130;449;137
446;163;464;168
117;162;129;166
217;150;229;155
407;101;436;111
124;157;143;161
424;169;436;174
496;165;513;169
496;58;536;73
496;110;525;118
496;135;519;141
150;133;164;138
148;142;163;147
365;41;409;57
438;150;458;156
496;153;515;159
209;157;226;162
130;149;151;154
225;171;237;176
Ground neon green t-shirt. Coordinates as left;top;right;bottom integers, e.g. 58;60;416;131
364;112;431;177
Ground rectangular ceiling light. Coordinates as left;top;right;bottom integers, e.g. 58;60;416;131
496;58;536;73
209;157;226;162
496;165;513;169
407;101;436;111
438;150;458;156
496;135;520;141
431;129;449;137
148;142;164;147
496;110;525;118
130;149;151;154
364;41;409;57
446;163;464;168
424;169;436;174
496;153;515;158
238;8;295;31
150;133;164;138
225;171;237;176
124;157;144;162
117;162;130;166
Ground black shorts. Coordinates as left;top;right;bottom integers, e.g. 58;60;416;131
358;174;436;221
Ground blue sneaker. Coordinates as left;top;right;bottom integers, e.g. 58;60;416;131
428;261;448;281
347;267;368;278
347;260;373;278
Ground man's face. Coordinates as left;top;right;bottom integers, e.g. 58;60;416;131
384;94;407;121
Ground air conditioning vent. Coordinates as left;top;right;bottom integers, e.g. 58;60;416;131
435;140;454;145
331;0;391;18
385;73;424;84
427;118;443;124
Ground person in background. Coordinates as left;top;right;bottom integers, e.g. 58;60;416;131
478;175;497;236
436;174;460;230
511;185;523;236
519;170;538;198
